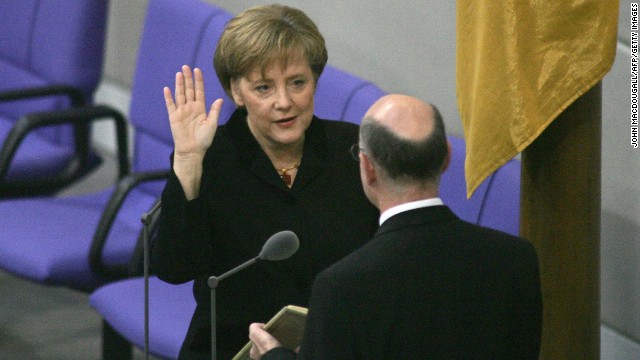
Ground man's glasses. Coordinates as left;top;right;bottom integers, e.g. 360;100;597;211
349;144;365;161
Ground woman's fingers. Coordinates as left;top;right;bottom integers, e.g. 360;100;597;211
173;65;205;108
207;98;224;126
166;66;212;129
174;70;186;105
183;65;195;102
194;67;206;103
163;86;175;113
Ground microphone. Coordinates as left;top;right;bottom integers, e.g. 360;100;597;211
258;230;300;261
208;230;299;360
207;230;299;286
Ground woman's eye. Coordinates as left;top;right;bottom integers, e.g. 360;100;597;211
291;79;306;88
255;84;270;93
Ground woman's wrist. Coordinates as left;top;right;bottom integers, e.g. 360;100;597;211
173;156;204;200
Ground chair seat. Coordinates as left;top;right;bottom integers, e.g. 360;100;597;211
89;276;195;359
0;189;158;291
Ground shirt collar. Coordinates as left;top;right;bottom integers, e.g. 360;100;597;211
379;198;444;225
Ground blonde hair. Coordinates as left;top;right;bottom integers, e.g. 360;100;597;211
214;4;328;99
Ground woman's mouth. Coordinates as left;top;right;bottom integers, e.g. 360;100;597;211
274;116;296;126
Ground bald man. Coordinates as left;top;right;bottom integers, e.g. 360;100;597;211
248;95;542;359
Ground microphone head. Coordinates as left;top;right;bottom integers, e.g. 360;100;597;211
259;230;299;261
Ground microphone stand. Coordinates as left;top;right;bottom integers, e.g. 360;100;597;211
140;199;161;360
209;279;218;360
208;257;260;360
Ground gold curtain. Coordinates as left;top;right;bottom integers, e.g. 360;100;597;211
456;0;619;198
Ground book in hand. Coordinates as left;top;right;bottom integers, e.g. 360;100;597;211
233;305;308;360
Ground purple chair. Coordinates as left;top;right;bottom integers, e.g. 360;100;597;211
477;157;521;236
78;0;233;358
91;276;195;359
0;0;234;282
440;135;522;236
0;1;108;197
440;136;493;224
314;65;387;124
0;4;235;360
0;1;234;359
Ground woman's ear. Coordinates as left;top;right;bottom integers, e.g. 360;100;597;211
230;79;245;107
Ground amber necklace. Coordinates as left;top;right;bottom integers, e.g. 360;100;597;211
277;158;302;186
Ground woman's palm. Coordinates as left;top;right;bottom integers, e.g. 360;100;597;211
164;65;222;157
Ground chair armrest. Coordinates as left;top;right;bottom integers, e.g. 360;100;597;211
0;85;86;107
89;170;170;280
0;104;130;195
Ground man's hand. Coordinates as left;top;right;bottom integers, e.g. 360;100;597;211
249;323;283;360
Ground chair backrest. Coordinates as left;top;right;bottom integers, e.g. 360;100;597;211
0;0;107;144
440;136;493;224
128;0;235;195
439;135;522;236
477;157;521;236
314;66;386;124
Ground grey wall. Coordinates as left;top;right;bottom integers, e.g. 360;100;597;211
95;1;639;357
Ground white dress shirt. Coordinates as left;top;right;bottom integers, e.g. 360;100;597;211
379;198;444;226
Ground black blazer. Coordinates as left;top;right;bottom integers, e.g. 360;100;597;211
152;108;379;359
265;205;542;360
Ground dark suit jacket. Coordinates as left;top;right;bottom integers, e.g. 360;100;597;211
264;205;542;360
151;108;379;359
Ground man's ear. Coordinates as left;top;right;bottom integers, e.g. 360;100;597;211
361;152;377;185
230;79;244;107
441;140;452;174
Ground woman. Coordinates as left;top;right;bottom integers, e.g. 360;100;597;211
151;4;379;359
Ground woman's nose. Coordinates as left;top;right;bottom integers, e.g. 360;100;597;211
274;87;292;110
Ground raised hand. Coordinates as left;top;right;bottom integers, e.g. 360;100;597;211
164;65;223;199
164;65;223;160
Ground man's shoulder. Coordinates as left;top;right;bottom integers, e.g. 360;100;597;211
314;234;396;286
457;220;539;266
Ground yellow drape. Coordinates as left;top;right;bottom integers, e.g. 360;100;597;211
456;0;619;198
